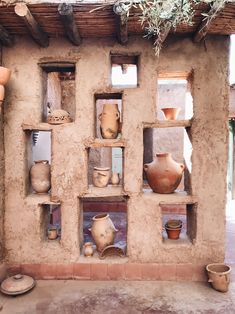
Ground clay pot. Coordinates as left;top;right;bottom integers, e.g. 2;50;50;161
99;103;120;139
30;160;51;194
206;263;231;293
47;227;58;240
47;109;72;125
92;167;110;188
144;153;185;194
0;85;5;102
166;219;182;229
165;225;182;240
111;172;120;185
0;66;11;85
161;107;181;120
83;242;94;257
90;213;118;252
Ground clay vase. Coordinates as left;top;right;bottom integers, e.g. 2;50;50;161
83;242;94;257
90;213;118;252
0;66;11;85
30;160;51;194
0;85;5;102
99;103;120;139
165;225;182;240
206;263;231;293
144;153;185;194
161;107;181;120
92;167;110;188
47;227;58;240
111;172;120;185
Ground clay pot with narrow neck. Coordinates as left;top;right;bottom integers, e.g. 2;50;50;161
83;242;94;257
89;213;118;252
161;107;181;120
99;103;120;139
92;167;110;188
111;172;120;185
144;153;185;194
0;66;11;85
30;160;51;194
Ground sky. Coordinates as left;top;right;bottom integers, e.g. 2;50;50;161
230;35;235;85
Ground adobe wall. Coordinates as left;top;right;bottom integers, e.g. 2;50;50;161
2;35;229;269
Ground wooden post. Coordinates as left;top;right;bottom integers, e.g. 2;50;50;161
0;25;14;47
115;14;128;45
14;3;49;48
58;3;82;46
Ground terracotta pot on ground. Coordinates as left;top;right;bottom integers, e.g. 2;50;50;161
144;153;185;194
161;107;181;120
90;213;118;252
92;167;110;188
0;85;5;102
206;263;231;293
30;160;51;194
0;66;11;85
99;103;120;139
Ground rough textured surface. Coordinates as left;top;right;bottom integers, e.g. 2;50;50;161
1;280;235;314
1;35;229;270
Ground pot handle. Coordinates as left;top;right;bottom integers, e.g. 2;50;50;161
208;279;213;283
116;111;120;120
180;164;185;171
88;228;91;232
97;172;107;176
98;113;102;121
143;164;149;172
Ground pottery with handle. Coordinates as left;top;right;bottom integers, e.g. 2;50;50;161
99;103;120;139
30;160;51;194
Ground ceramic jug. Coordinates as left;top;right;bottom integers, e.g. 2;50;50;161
144;153;184;193
99;103;120;139
30;160;51;194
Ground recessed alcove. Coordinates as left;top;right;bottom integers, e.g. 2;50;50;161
41;62;76;122
40;204;61;242
80;196;128;258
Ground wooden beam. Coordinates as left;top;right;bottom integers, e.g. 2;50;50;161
14;3;49;48
0;25;14;47
115;14;128;45
58;3;81;46
193;5;224;43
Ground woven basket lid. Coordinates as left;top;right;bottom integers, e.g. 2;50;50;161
1;274;35;296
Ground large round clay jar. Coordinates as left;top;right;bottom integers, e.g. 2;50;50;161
30;160;51;194
90;213;117;252
99;103;120;139
0;66;11;85
144;153;185;194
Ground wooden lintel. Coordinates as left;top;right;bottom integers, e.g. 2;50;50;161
58;3;81;46
0;25;14;47
193;5;224;43
115;14;128;45
14;3;49;48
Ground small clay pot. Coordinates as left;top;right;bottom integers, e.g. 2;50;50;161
166;219;182;229
92;167;110;188
0;85;5;102
165;225;182;240
111;172;120;185
84;242;94;257
161;107;181;120
47;227;58;240
206;263;231;293
0;66;11;85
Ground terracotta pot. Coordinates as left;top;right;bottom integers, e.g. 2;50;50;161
0;85;5;102
30;160;51;194
92;167;110;188
206;263;231;293
47;227;57;240
99;103;120;139
111;172;120;185
165;225;182;240
0;66;11;85
161;107;181;120
166;219;182;229
144;153;185;194
83;242;94;257
90;213;118;252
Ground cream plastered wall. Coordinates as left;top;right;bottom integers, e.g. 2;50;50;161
2;35;229;264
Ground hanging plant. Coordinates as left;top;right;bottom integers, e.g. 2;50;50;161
113;0;230;55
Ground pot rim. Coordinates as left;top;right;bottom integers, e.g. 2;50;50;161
84;242;93;247
93;167;110;171
34;160;49;164
165;225;182;231
92;213;109;221
206;263;231;275
161;107;181;111
156;153;170;157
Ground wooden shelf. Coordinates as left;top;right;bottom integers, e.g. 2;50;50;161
25;193;60;205
83;185;127;198
143;119;192;129
22;122;75;131
143;189;197;205
84;138;126;148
